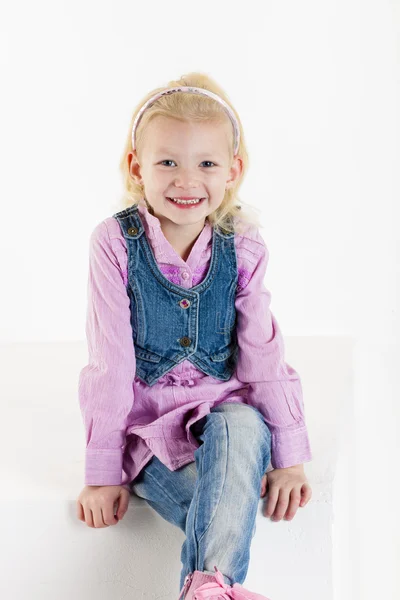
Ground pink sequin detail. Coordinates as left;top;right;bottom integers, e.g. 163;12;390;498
160;265;182;274
160;265;183;285
237;267;252;292
192;264;208;287
125;263;251;292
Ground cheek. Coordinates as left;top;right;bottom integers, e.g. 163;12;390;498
213;179;230;196
145;173;166;191
206;174;226;189
153;173;173;188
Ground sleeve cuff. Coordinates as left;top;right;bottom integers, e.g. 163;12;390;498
84;448;124;486
270;425;313;469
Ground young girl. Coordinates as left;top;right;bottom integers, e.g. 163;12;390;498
76;72;313;600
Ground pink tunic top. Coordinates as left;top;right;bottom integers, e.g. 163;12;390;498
78;203;312;487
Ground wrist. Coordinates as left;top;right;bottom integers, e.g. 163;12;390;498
281;464;304;472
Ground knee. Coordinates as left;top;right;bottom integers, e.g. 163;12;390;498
212;402;271;446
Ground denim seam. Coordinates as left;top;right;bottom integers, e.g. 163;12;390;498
194;414;229;551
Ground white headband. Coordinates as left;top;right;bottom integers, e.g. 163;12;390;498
131;86;240;155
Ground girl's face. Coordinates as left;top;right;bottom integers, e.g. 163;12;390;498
129;116;242;228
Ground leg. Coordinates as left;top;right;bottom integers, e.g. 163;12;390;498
128;402;271;592
181;402;271;589
129;455;197;533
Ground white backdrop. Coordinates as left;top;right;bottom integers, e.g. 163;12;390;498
0;1;398;599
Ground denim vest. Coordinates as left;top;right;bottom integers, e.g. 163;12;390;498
112;204;239;387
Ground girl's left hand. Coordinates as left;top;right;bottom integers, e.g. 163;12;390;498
260;464;312;521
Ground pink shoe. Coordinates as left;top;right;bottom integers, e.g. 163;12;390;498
178;565;271;600
179;570;221;600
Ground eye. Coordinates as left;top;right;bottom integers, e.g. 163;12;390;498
159;160;216;167
160;160;176;167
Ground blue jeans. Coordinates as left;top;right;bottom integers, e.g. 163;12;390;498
128;402;272;592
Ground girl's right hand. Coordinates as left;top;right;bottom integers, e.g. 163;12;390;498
76;485;130;528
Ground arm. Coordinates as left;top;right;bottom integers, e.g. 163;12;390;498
78;220;136;486
235;229;312;470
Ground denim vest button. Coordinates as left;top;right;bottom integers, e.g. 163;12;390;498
181;271;189;280
179;299;191;309
180;337;191;347
127;226;138;236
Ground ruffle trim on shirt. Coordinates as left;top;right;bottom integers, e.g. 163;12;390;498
157;369;207;387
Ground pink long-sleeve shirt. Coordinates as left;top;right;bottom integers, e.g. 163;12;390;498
78;203;312;487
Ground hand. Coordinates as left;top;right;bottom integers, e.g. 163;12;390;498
260;464;312;522
76;484;130;528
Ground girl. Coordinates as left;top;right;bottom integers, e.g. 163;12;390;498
76;72;313;600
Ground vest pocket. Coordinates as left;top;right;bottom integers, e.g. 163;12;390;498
215;310;236;334
134;344;162;363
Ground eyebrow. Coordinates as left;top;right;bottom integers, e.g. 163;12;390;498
154;147;223;158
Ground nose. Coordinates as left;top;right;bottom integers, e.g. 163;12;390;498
173;168;200;189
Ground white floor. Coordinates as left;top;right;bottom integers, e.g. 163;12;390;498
0;337;355;599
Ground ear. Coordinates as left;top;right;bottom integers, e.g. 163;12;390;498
128;151;143;185
226;155;243;189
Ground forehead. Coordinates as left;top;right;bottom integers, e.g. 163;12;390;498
143;116;232;156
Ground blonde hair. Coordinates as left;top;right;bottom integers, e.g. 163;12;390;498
119;71;262;234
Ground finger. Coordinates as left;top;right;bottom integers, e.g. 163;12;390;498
116;489;130;520
102;503;118;526
263;484;279;518
300;483;312;506
271;488;290;521
82;505;94;528
92;505;108;528
101;505;116;526
284;487;302;520
260;475;267;498
76;501;84;522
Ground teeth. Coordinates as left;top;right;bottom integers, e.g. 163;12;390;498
169;197;203;205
